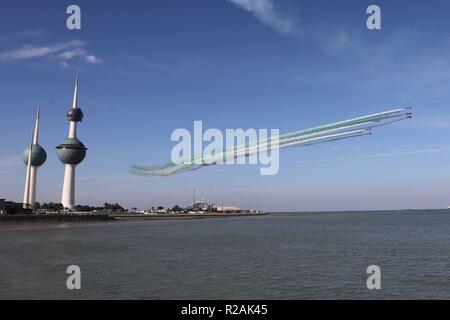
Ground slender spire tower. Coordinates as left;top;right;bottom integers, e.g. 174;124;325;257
22;105;47;208
57;72;87;209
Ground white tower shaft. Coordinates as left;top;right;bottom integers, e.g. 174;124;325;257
62;164;75;209
68;72;78;139
23;106;40;208
33;106;40;144
69;122;77;138
29;166;37;205
61;73;80;209
23;172;30;207
23;134;32;208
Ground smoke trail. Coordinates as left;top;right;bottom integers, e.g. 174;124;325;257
130;108;412;177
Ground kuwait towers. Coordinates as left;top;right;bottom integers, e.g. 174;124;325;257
56;72;87;209
22;106;47;208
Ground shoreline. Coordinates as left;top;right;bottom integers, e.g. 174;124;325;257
0;214;114;224
111;212;268;220
0;212;267;224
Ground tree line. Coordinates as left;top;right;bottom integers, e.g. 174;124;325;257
34;202;125;212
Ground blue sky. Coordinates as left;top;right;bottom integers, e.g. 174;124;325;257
1;0;450;211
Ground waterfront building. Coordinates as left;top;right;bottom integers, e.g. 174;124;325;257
0;199;33;215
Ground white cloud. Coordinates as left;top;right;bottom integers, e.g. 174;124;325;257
0;40;84;59
58;48;103;65
0;40;102;66
86;55;102;64
58;49;82;60
226;0;297;35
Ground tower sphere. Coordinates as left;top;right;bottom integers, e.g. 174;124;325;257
66;107;83;122
56;138;87;165
22;144;47;167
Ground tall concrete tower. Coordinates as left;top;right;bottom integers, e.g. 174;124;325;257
22;105;47;208
57;72;87;209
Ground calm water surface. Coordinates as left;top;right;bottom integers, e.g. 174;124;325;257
0;210;449;299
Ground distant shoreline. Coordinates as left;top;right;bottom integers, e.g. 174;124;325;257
3;209;447;225
111;212;268;220
268;208;450;214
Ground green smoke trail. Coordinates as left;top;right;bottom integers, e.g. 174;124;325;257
130;108;411;176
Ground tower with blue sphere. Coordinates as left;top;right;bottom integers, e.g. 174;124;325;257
22;105;47;208
57;72;87;209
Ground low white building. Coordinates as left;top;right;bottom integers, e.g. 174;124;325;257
216;206;241;213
